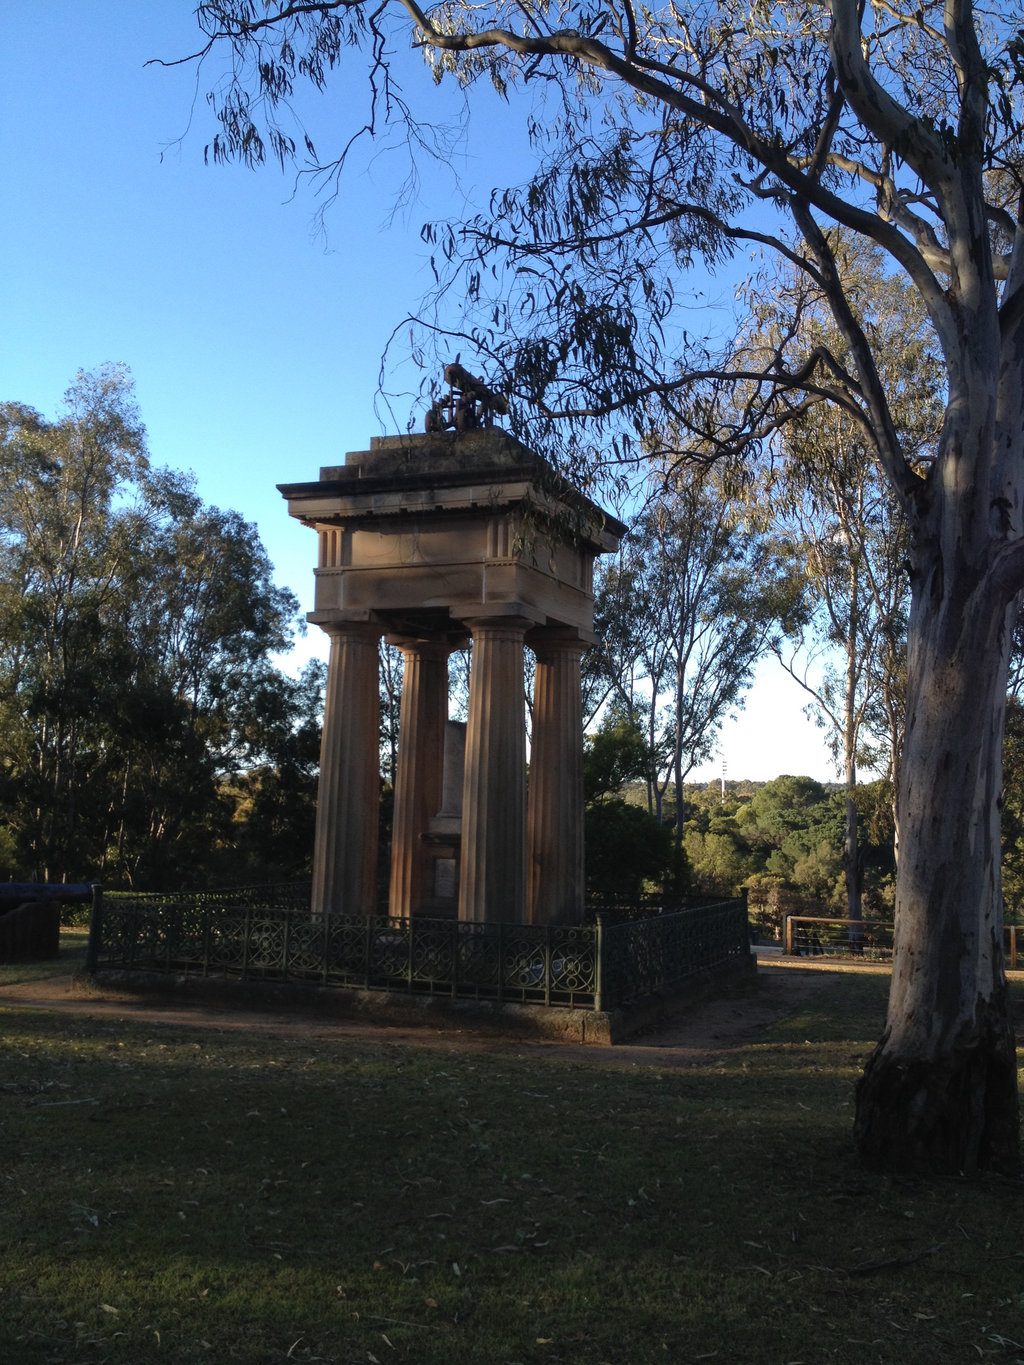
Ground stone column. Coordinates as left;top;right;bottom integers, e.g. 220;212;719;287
458;617;530;923
527;629;587;924
311;617;383;917
388;636;452;919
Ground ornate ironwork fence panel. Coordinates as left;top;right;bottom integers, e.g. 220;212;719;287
194;883;313;912
599;900;749;1007
90;889;746;1012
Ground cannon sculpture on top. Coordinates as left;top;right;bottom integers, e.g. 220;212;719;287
425;362;509;434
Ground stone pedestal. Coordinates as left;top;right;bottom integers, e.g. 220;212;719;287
527;629;588;924
388;637;454;918
310;617;383;916
421;720;467;915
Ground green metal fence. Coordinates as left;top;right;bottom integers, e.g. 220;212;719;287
87;887;748;1012
599;899;751;1003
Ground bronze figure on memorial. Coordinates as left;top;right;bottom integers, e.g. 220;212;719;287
425;362;509;434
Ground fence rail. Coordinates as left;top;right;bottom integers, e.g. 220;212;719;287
784;915;895;959
600;900;750;1003
784;915;1022;968
87;888;748;1012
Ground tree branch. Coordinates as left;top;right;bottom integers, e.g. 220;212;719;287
828;0;953;188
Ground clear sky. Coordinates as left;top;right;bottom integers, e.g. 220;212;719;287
1;3;839;785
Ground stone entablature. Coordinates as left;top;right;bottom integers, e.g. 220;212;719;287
280;430;619;637
279;429;625;925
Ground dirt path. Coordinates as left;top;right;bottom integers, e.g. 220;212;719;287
0;954;889;1069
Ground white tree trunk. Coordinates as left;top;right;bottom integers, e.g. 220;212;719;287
855;551;1020;1172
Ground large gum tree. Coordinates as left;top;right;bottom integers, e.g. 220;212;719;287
183;0;1024;1173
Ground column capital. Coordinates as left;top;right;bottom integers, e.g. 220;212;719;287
308;609;386;641
526;624;596;655
386;630;469;656
453;602;545;634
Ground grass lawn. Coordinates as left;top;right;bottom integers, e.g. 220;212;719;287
1;943;1022;1364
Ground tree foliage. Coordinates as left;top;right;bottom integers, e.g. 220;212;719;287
582;706;677;896
582;703;650;805
588;461;804;826
757;240;938;793
740;239;942;918
0;368;312;888
683;775;896;915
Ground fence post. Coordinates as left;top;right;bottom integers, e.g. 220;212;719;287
85;885;103;974
497;921;505;1003
165;901;174;972
544;924;552;1007
127;900;137;969
451;918;459;999
594;916;603;1013
785;915;794;956
282;909;291;982
1010;925;1018;971
242;907;251;980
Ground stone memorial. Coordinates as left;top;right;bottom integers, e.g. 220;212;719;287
279;403;624;925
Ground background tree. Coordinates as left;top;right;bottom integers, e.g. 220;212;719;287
682;797;760;900
684;775;896;922
0;368;304;888
217;660;325;884
582;704;676;900
379;642;404;788
641;467;803;839
583;703;650;806
754;243;940;918
0;367;153;879
583;554;652;731
188;0;1024;1173
588;461;803;829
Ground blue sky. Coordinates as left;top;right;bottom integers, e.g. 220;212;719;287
1;3;838;784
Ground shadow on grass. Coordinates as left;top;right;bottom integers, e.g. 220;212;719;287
0;929;89;988
0;974;1021;1364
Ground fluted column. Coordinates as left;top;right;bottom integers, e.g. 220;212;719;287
458;617;530;923
388;636;452;918
311;619;383;917
527;630;587;924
